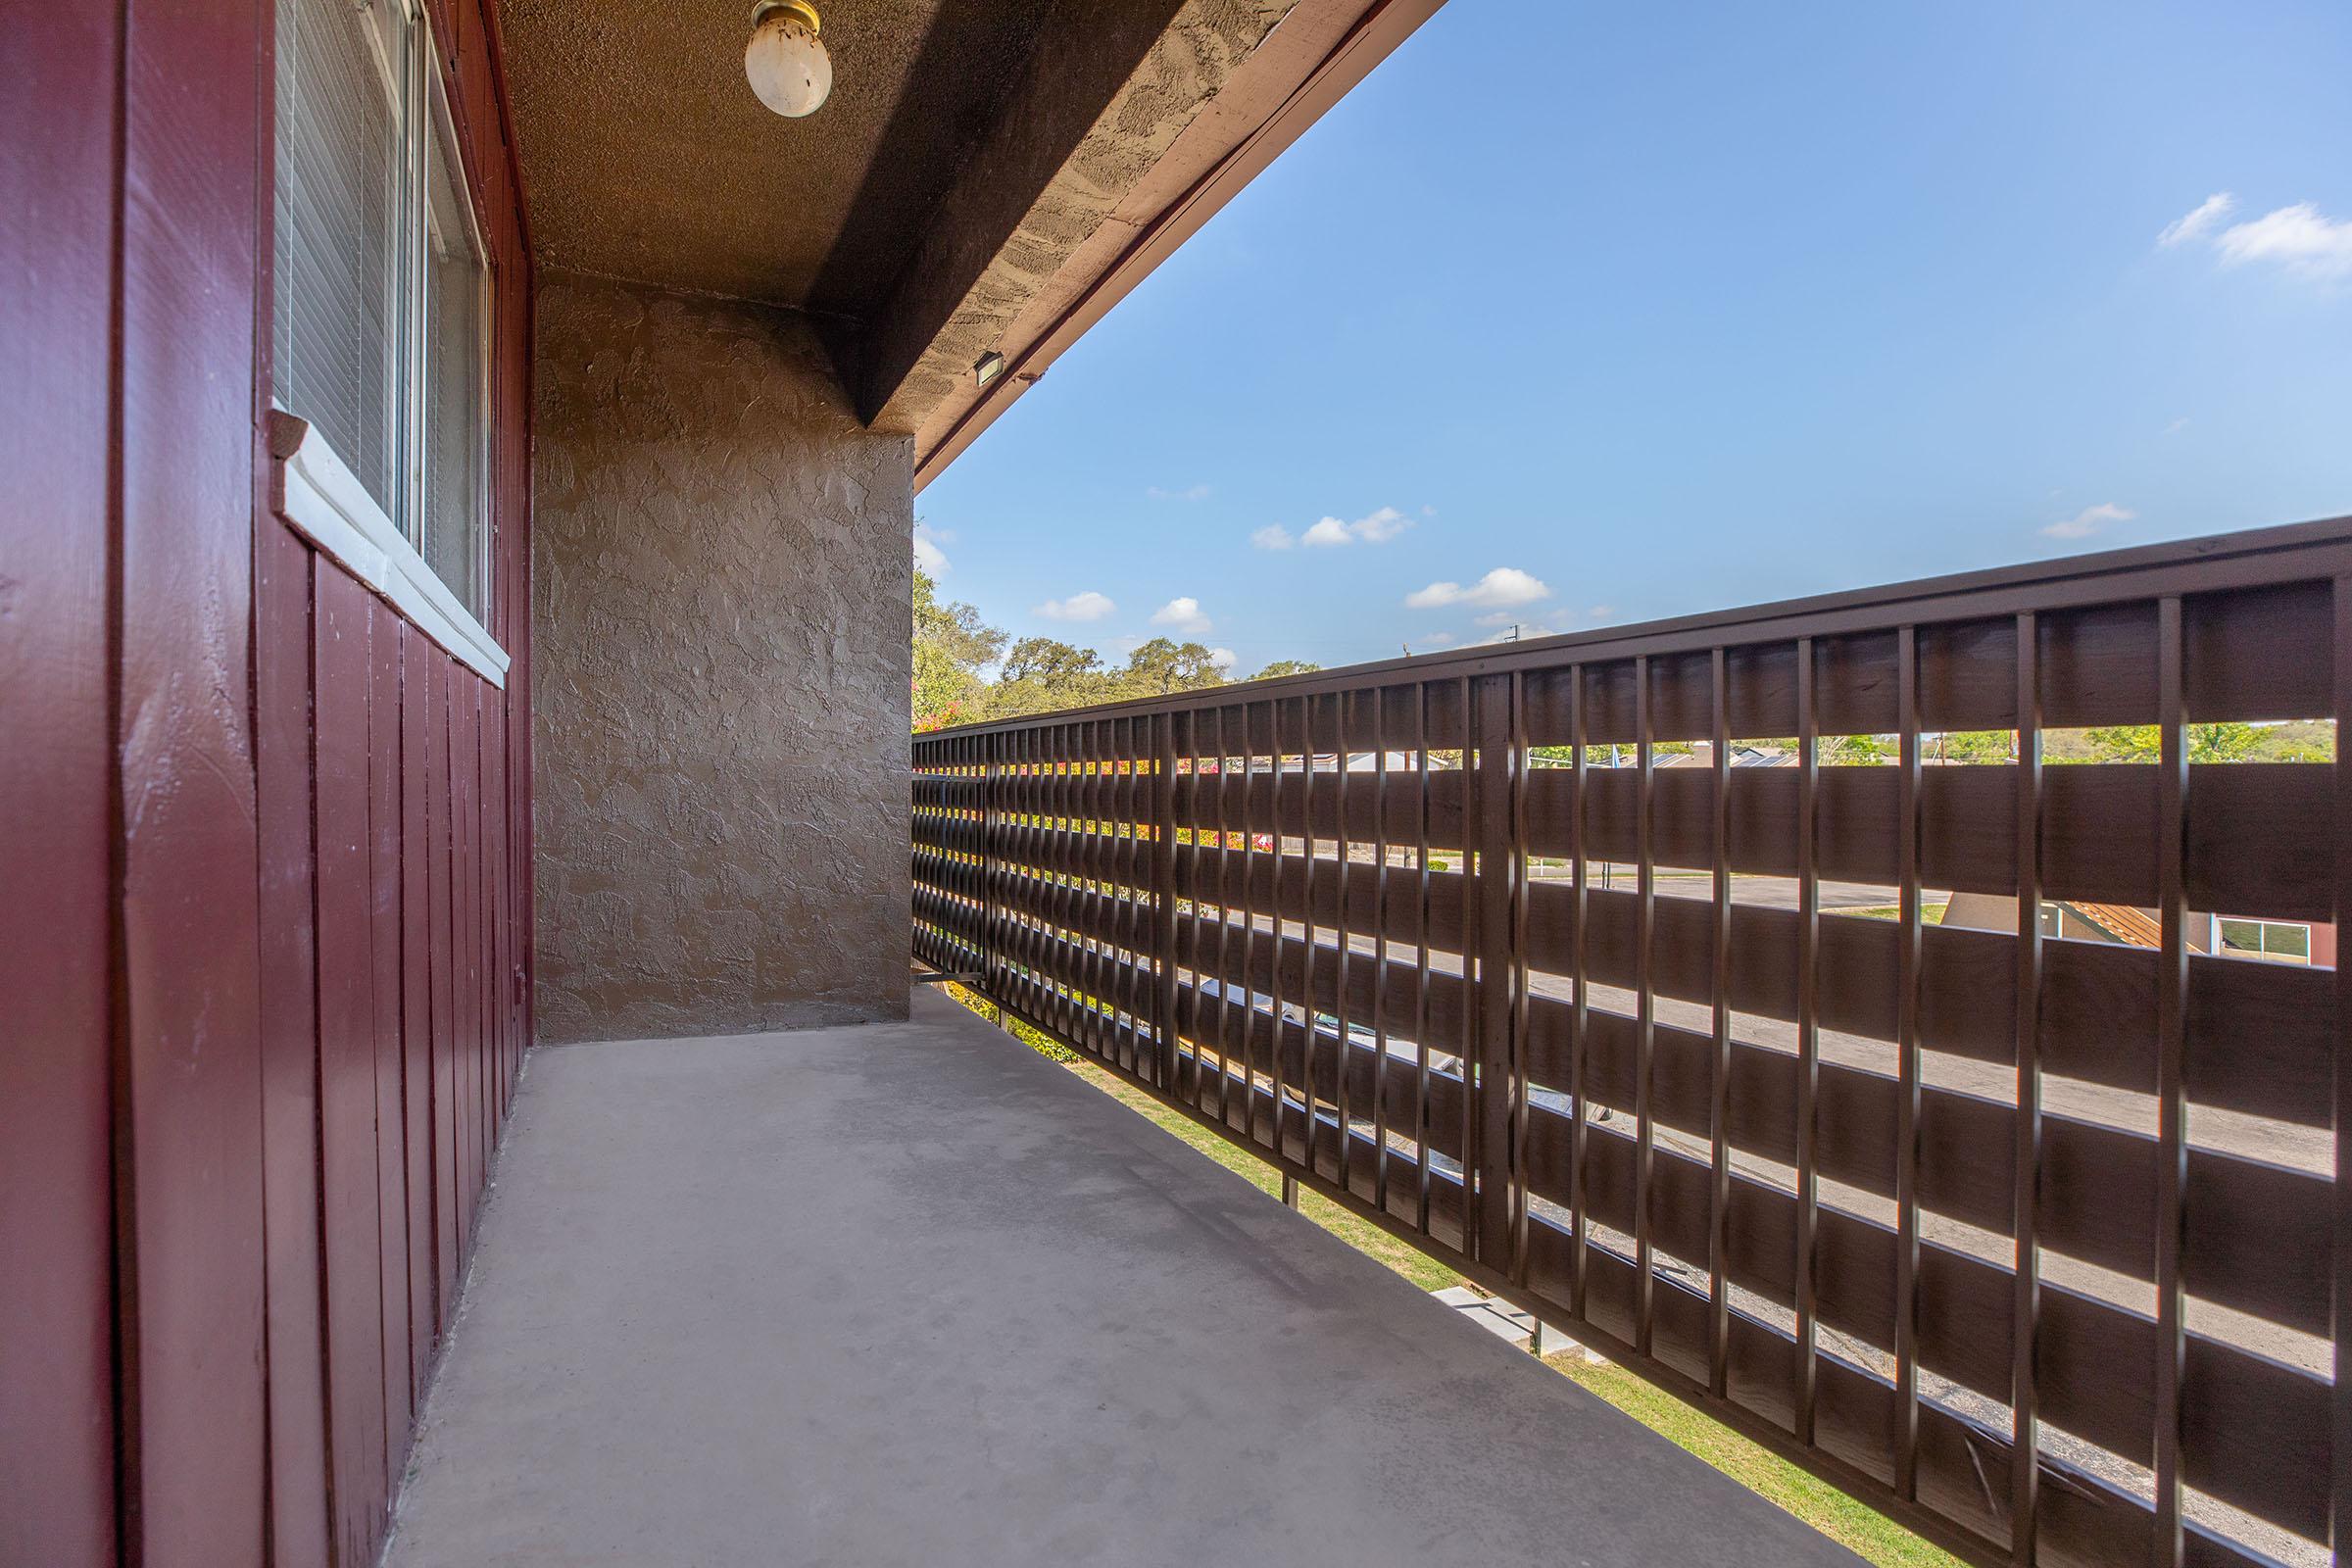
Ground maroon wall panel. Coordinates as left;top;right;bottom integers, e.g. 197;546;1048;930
487;691;512;1119
431;658;462;1319
452;677;478;1261
315;564;391;1560
117;0;272;1552
256;511;334;1568
12;0;532;1558
0;3;121;1561
470;687;492;1180
371;603;415;1468
401;623;439;1400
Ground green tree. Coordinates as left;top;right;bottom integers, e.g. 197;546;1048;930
913;566;1006;730
988;637;1119;718
1823;733;1891;764
1118;638;1229;697
1249;660;1321;682
1929;730;2015;764
2075;722;2261;763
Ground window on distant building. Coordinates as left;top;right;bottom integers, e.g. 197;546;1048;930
273;0;495;631
2217;916;2312;963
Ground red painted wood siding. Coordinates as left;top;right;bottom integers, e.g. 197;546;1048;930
0;4;122;1562
250;3;534;1561
1;0;532;1563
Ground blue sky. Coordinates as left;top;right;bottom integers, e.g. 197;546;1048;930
915;0;2352;676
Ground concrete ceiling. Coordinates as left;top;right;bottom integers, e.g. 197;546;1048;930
496;0;1444;464
499;0;1065;316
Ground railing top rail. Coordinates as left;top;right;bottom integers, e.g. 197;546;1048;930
917;514;2352;738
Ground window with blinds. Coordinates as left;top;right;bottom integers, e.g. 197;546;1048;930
272;0;496;634
272;0;410;517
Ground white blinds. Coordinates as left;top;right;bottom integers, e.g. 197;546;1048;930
272;0;410;519
272;0;496;633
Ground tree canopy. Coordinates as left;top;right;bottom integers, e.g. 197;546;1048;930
915;568;1296;728
912;568;1007;729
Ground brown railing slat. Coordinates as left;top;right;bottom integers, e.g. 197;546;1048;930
2012;612;2043;1567
2152;596;2187;1568
1795;636;1821;1443
2333;571;2352;1567
1568;665;1592;1318
1707;647;1733;1401
1894;624;1923;1500
1510;670;1533;1286
1415;682;1435;1236
1634;656;1658;1354
1373;689;1393;1216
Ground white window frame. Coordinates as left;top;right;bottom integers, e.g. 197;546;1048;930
272;0;507;688
276;412;510;686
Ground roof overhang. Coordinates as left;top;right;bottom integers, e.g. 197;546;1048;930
497;0;1442;482
881;0;1445;487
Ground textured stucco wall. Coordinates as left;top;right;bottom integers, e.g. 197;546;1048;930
533;273;913;1044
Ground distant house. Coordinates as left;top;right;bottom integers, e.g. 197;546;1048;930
1942;893;2335;966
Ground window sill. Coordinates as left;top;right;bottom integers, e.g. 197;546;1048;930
267;409;510;689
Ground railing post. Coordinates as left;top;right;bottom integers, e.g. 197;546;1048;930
979;729;997;1000
1470;672;1517;1268
1152;710;1181;1094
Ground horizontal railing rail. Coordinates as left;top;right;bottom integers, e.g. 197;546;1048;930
911;518;2351;1568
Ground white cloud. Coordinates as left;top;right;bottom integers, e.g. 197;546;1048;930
2157;192;2234;248
1035;590;1116;621
1151;596;1213;634
912;520;953;574
2215;202;2352;281
1300;516;1354;548
2164;416;2189;435
1586;605;1616;623
1257;508;1417;550
2158;193;2352;284
1149;483;1213;502
1472;611;1519;627
1207;647;1237;669
1300;506;1414;548
1405;567;1551;610
1417;632;1458;651
2042;502;2134;541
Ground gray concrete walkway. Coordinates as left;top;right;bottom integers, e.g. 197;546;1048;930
385;987;1865;1568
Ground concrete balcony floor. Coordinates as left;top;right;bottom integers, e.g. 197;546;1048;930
384;987;1864;1567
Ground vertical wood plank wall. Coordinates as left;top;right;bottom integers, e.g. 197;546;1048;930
0;6;123;1564
253;4;535;1565
0;0;532;1563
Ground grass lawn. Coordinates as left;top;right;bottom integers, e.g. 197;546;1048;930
944;982;1964;1568
1836;903;1950;924
1542;1351;1965;1568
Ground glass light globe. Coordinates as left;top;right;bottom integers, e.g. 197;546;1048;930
745;1;832;119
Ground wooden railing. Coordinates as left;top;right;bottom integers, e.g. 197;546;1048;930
911;519;2349;1568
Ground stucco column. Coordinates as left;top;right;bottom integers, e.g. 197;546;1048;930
532;272;913;1043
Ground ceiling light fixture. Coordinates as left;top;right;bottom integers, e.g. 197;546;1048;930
973;352;1004;387
745;0;832;119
